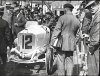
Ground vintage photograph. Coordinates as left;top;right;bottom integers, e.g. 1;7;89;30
0;0;99;76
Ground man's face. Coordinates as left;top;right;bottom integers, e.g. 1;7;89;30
46;14;51;19
65;8;68;12
91;3;99;14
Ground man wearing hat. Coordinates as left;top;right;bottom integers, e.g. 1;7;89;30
12;7;26;40
2;2;12;27
44;12;56;31
2;4;14;44
85;0;100;76
0;6;11;76
50;3;80;75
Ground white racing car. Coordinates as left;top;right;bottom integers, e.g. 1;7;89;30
8;21;50;64
8;21;57;75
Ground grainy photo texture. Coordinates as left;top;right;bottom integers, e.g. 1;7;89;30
0;0;99;76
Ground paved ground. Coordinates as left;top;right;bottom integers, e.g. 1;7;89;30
0;54;81;76
0;61;57;76
6;62;47;76
0;53;57;76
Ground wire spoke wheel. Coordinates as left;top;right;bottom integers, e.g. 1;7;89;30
46;47;54;75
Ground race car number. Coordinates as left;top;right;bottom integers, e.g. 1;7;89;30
22;35;32;49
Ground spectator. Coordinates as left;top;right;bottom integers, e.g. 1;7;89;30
2;4;13;28
12;8;26;39
2;5;14;45
44;12;56;31
85;1;100;76
0;6;12;76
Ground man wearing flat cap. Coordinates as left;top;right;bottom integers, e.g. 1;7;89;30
0;6;11;76
50;3;80;75
85;0;100;76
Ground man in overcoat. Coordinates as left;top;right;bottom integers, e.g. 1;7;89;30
0;6;11;76
12;8;26;39
85;1;100;75
50;3;80;75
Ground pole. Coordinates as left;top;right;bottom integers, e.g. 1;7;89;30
43;1;55;18
42;0;43;23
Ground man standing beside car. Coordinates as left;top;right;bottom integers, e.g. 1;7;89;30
12;8;26;40
85;1;100;76
50;3;80;76
0;6;11;76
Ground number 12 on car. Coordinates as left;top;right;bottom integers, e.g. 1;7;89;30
22;34;33;49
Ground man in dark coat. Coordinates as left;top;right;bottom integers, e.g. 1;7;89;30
50;3;80;75
2;5;14;47
0;6;11;76
85;1;100;75
12;8;26;39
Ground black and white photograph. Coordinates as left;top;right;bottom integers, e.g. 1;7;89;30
0;0;99;76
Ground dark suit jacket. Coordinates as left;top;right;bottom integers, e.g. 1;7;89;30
89;9;100;54
50;12;80;51
0;17;11;53
12;13;26;39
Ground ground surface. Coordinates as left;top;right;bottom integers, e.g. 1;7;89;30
0;61;57;76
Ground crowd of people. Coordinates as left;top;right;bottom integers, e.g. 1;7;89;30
0;0;99;76
2;2;58;40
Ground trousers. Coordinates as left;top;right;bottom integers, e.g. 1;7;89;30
56;51;74;76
